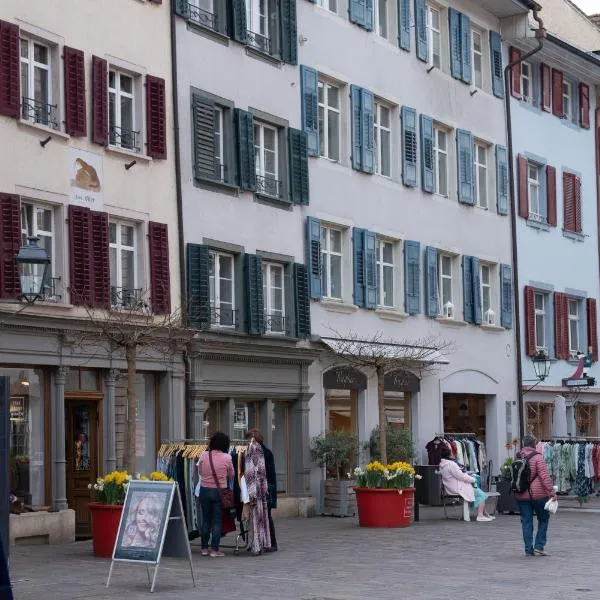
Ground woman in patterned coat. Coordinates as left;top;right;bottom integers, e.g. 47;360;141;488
244;437;271;555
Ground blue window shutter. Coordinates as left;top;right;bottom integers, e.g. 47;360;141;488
365;0;374;30
174;0;190;18
462;255;474;323
420;114;434;193
288;128;310;205
364;231;377;309
414;0;428;62
471;256;482;325
361;89;375;174
279;0;298;65
404;240;421;315
353;228;366;307
293;263;311;338
349;0;366;28
489;31;504;98
245;254;265;335
306;217;322;299
351;85;363;171
300;66;319;157
186;243;211;329
398;0;411;51
460;13;472;84
500;263;513;329
401;106;418;187
495;145;508;215
448;8;462;80
234;108;256;191
456;129;474;205
231;0;248;43
424;246;438;317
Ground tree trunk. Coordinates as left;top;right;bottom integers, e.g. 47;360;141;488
124;343;137;474
377;365;387;465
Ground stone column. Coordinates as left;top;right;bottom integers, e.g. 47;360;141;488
291;394;311;496
53;367;68;511
104;369;119;473
189;395;206;440
260;398;274;448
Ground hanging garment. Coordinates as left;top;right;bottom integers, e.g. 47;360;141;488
574;443;590;499
245;441;271;554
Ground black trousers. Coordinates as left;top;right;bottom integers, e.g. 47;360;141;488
268;507;277;550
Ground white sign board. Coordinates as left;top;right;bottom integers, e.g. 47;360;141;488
69;148;104;210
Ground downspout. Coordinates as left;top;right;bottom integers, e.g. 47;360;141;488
503;8;546;441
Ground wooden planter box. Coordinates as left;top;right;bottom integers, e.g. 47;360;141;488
319;480;357;517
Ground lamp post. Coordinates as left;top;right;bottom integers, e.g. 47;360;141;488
531;350;551;383
15;237;51;304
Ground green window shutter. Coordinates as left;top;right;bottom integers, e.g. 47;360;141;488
471;256;482;325
424;246;438;317
361;89;375;174
174;0;190;18
244;254;265;335
300;66;319;156
364;230;377;309
460;13;472;84
456;129;474;205
192;94;216;181
495;145;508;215
404;240;421;315
280;0;298;64
352;228;366;307
500;264;513;329
449;8;462;80
365;0;374;31
349;0;367;29
306;216;322;299
231;0;248;43
489;31;504;98
401;106;417;187
414;0;428;62
351;85;363;171
234;108;256;191
293;263;311;338
462;255;474;323
420;114;434;193
186;243;211;329
398;0;411;51
288;128;309;205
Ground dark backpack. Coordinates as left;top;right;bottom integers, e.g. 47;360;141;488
510;452;539;494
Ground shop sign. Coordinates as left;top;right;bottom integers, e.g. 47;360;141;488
323;367;367;391
69;148;104;210
233;407;248;429
562;376;596;388
384;370;420;393
9;397;24;420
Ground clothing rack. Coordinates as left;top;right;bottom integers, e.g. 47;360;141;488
435;432;477;437
157;440;249;458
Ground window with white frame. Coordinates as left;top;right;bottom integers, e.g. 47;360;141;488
375;0;389;39
474;143;488;209
374;102;391;177
109;70;138;152
480;264;493;324
214;107;224;179
438;254;453;317
427;5;442;69
318;80;341;162
562;81;572;120
376;239;394;308
109;221;138;308
20;37;56;129
254;121;279;198
534;292;547;351
472;29;483;89
520;61;532;103
433;126;448;196
189;0;218;31
246;0;270;52
568;298;580;356
316;0;337;13
209;250;235;327
528;163;541;220
320;225;343;300
262;262;285;333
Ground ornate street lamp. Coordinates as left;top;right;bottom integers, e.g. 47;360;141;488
531;349;551;382
15;237;51;304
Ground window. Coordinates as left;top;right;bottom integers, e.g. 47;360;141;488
480;264;492;323
534;292;547;351
321;225;343;299
438;254;453;316
528;164;541;220
562;81;572;120
316;0;337;12
20;37;56;129
568;298;580;356
427;5;441;69
262;262;285;333
375;0;388;39
109;70;138;152
376;239;394;308
318;80;341;162
189;0;218;31
474;143;488;209
521;61;532;103
209;251;235;327
433;126;448;196
254;121;280;198
472;30;483;89
374;102;391;177
246;0;270;53
213;107;225;181
109;222;138;308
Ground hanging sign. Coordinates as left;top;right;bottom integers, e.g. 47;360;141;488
69;148;104;210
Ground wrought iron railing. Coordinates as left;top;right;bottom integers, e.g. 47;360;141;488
246;30;271;55
111;286;144;310
209;305;238;328
188;2;218;31
265;312;286;334
21;97;59;130
109;125;141;153
255;174;281;198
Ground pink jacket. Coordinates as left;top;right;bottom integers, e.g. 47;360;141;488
514;447;555;501
439;459;476;502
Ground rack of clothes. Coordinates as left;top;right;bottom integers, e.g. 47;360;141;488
426;433;488;474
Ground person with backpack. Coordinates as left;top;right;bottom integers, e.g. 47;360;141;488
512;434;557;557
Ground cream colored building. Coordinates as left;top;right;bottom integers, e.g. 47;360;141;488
536;0;600;49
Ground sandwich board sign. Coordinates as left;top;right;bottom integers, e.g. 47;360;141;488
106;480;195;593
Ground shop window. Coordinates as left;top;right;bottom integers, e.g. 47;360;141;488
65;368;100;391
526;403;552;441
575;404;598;438
384;393;411;430
443;394;486;437
325;389;358;433
232;401;260;442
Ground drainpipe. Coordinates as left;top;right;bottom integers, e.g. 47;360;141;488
504;8;546;442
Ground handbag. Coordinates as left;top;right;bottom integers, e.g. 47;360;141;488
208;451;234;509
544;497;558;514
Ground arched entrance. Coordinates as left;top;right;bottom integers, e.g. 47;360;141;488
323;367;367;434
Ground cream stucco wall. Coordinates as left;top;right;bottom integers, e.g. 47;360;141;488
536;0;600;50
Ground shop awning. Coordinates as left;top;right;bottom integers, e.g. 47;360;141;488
320;337;449;365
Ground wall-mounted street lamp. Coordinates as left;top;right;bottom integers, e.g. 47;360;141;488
531;349;551;382
15;237;51;304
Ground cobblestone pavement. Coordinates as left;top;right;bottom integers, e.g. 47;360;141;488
9;508;600;600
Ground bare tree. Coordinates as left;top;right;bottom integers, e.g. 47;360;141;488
322;329;454;465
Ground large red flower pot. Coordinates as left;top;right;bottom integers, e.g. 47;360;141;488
354;487;416;528
89;503;123;558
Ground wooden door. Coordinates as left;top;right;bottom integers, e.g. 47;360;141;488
66;400;98;537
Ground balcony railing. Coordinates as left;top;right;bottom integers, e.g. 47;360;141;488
109;125;141;153
255;174;282;199
209;305;238;328
188;2;218;31
246;30;271;55
111;286;145;310
265;312;286;334
21;97;59;130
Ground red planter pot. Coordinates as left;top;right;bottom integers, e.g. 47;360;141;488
89;503;123;558
354;487;416;528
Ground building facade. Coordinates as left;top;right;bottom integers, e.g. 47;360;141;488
0;0;182;541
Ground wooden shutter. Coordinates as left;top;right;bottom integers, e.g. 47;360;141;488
579;83;590;129
288;128;309;205
462;255;474;323
148;222;171;314
552;69;564;118
234;108;256;191
401;106;417;187
398;0;411;51
546;165;557;227
414;0;428;62
306;216;322;299
489;31;503;99
64;47;87;137
244;254;264;335
471;256;482;325
231;0;248;43
563;172;576;232
146;75;167;159
364;231;376;309
349;0;366;29
456;129;474;205
424;246;438;318
279;0;297;65
404;240;420;315
517;154;529;219
0;193;21;299
495;145;508;215
524;286;536;357
554;292;569;360
351;85;362;171
0;20;20;119
420;115;434;193
186;243;211;328
91;56;108;146
449;9;462;81
540;63;552;112
192;94;216;180
300;66;319;156
293;263;311;338
352;228;366;307
460;13;472;85
587;298;598;362
360;89;375;174
91;211;110;309
68;205;93;306
500;264;512;329
574;175;582;233
173;0;190;17
509;47;521;99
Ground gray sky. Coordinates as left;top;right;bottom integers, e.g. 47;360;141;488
570;0;597;15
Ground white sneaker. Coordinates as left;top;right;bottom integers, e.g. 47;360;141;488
476;515;494;522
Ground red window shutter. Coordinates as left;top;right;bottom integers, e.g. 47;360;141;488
524;286;536;357
552;69;564;118
146;75;167;159
563;172;576;232
0;193;21;299
91;211;110;309
554;292;568;360
579;83;590;129
518;154;529;219
574;175;582;233
0;20;20;119
510;47;521;99
546;165;556;227
68;205;92;306
91;56;108;146
540;63;552;112
64;47;87;137
148;222;171;314
587;298;598;363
